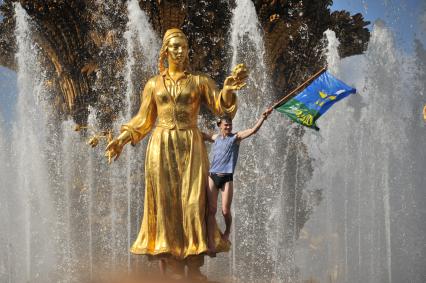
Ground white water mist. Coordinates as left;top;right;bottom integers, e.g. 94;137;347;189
297;23;425;283
0;112;11;283
8;4;57;282
211;1;294;282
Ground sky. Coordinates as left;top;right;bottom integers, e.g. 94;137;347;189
0;0;425;126
332;0;426;52
0;67;16;127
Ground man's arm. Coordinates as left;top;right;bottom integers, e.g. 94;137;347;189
236;108;272;141
201;132;217;143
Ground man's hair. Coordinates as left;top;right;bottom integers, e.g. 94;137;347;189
216;116;232;127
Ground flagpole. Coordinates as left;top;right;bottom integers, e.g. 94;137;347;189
271;67;327;109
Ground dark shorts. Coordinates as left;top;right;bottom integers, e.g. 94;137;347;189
209;173;233;190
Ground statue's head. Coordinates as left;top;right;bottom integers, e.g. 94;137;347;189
158;28;189;73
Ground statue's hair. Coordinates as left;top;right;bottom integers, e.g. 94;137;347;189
158;34;190;74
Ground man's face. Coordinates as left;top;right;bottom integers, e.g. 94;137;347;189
167;36;188;66
220;120;232;134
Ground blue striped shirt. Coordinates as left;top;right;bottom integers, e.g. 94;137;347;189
209;133;240;174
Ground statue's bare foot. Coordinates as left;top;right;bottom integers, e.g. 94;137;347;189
187;268;208;282
167;259;185;281
169;272;185;281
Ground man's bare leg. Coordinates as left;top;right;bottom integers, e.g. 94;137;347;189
207;176;219;254
221;181;234;241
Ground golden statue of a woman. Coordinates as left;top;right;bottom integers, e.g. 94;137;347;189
106;28;247;279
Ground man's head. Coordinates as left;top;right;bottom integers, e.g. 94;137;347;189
217;116;233;135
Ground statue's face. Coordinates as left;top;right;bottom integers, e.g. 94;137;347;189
166;36;188;66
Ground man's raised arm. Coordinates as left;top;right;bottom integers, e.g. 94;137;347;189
236;108;272;141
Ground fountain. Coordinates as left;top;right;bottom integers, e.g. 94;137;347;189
298;24;426;283
2;2;161;282
224;0;294;282
0;1;425;283
8;3;56;282
0;111;11;283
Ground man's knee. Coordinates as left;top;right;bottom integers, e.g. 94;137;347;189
208;205;217;216
222;208;231;218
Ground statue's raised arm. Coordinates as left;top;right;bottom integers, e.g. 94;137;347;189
224;63;248;94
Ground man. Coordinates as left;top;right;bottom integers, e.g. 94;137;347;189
203;108;273;254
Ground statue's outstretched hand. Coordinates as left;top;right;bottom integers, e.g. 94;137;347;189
224;63;249;92
105;139;124;164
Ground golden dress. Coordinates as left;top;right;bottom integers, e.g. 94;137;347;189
123;69;236;259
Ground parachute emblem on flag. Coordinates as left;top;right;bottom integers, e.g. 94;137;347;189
315;91;337;107
274;70;356;130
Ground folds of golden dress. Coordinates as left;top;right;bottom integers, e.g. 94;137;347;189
122;69;236;259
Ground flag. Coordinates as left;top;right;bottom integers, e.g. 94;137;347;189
276;71;356;130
